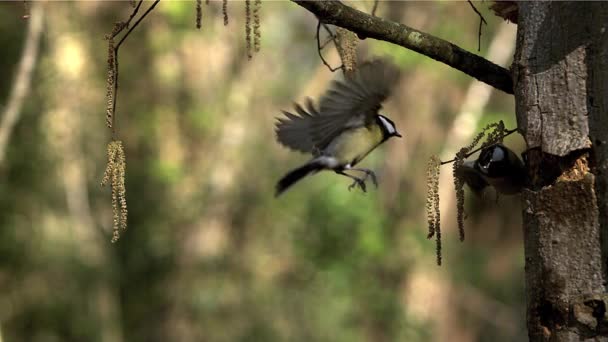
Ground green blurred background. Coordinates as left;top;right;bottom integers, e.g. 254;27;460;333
0;1;526;341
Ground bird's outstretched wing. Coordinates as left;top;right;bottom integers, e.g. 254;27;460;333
319;58;401;123
275;97;319;154
275;59;401;154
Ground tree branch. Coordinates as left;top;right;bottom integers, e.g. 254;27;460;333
292;0;514;95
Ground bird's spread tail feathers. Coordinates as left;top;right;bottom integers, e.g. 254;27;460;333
275;159;326;196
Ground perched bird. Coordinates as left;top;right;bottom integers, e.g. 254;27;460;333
456;143;526;195
274;59;402;196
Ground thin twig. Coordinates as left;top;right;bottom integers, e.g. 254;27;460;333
315;21;343;72
477;20;483;52
111;0;143;40
467;0;487;52
110;0;160;138
115;0;159;50
371;0;379;16
319;36;333;49
440;128;518;165
0;2;43;165
321;23;337;41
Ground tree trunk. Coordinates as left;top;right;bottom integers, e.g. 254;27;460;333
514;2;608;340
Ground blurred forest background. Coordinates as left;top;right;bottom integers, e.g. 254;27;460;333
0;1;526;341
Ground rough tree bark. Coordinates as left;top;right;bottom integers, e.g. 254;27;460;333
295;1;608;341
514;3;608;341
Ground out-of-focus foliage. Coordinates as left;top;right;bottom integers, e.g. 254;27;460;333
0;1;525;341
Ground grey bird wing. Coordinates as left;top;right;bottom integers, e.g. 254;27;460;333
275;97;320;154
318;58;401;124
275;59;401;154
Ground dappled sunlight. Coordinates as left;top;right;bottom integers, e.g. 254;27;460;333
0;2;525;341
54;35;86;80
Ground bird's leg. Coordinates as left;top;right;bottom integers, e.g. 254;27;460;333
345;168;378;188
335;170;367;192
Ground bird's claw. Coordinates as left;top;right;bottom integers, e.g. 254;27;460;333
359;170;378;188
348;178;367;192
368;172;378;188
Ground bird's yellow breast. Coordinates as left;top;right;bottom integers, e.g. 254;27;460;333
327;124;384;166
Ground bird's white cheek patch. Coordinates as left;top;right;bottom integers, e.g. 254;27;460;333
378;116;395;135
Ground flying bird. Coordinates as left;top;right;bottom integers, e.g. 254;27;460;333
274;59;402;196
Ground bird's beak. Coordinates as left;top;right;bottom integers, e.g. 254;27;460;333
395;132;402;138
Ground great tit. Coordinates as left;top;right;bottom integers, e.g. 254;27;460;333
274;59;402;196
456;143;526;195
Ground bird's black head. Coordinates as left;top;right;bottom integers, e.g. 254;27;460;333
377;115;402;140
475;144;515;178
473;143;526;194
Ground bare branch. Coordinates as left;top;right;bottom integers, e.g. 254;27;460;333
108;0;159;139
111;0;143;40
467;0;488;52
292;0;514;94
115;0;159;51
0;2;43;165
315;21;343;73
